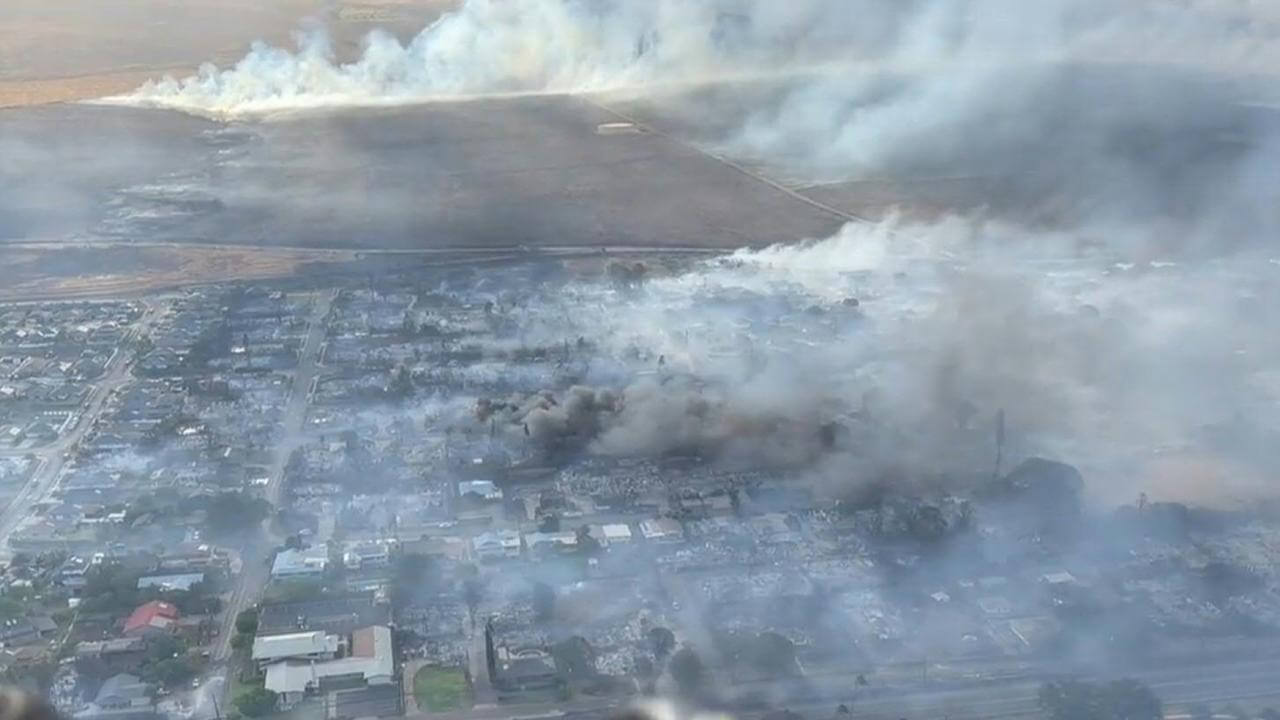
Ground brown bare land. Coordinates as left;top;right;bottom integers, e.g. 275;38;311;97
0;0;458;107
0;244;357;300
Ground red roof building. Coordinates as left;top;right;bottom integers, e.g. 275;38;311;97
123;601;179;636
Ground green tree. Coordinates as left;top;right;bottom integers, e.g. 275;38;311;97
1039;679;1162;720
203;492;271;535
462;569;483;619
552;636;597;684
145;634;184;663
649;627;676;660
575;525;602;556
1223;705;1252;720
388;365;414;399
234;688;278;718
144;657;199;688
1104;679;1163;720
231;633;253;651
80;563;144;614
909;505;949;543
1;661;55;692
669;647;707;698
235;609;259;635
747;632;798;677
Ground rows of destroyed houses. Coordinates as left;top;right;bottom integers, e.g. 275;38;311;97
7;287;317;555
270;445;1280;697
309;264;600;415
0;301;141;450
135;287;309;377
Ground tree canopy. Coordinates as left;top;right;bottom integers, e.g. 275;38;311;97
234;688;278;718
649;627;676;660
669;647;708;697
204;492;271;535
235;609;259;635
1039;679;1162;720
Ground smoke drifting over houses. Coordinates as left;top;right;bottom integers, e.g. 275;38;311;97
6;0;1280;714
451;217;1279;508
36;0;1280;507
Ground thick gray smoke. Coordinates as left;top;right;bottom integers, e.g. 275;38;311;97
111;0;872;115
112;0;1280;117
471;218;1280;507
479;373;837;468
103;0;1280;507
108;0;1280;238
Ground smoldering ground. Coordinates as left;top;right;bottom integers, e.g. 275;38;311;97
456;212;1280;509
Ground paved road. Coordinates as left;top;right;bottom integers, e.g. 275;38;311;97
415;695;624;720
469;625;499;707
396;652;1280;720
0;299;163;557
730;654;1280;720
212;289;335;664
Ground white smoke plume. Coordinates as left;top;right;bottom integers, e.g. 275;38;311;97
93;0;1280;507
110;0;853;116
480;214;1280;506
107;0;1280;118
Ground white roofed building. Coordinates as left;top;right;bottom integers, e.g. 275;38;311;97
271;546;329;579
523;531;578;554
639;518;684;543
252;630;341;669
472;530;521;561
264;625;394;707
602;524;633;543
458;480;503;502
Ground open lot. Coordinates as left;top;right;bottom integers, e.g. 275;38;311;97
0;244;358;301
0;0;457;107
412;666;472;712
0;97;845;252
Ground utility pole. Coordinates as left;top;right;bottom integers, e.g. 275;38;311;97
994;408;1006;480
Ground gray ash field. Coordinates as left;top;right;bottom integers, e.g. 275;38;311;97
0;97;844;250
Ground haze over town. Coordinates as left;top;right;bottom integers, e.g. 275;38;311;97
0;3;1278;720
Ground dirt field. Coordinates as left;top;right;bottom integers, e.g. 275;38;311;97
0;0;457;107
0;244;358;300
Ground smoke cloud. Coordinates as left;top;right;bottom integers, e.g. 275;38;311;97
111;0;1280;117
462;214;1280;507
97;0;1280;508
106;0;1280;239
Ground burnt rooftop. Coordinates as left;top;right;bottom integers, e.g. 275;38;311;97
256;594;390;637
